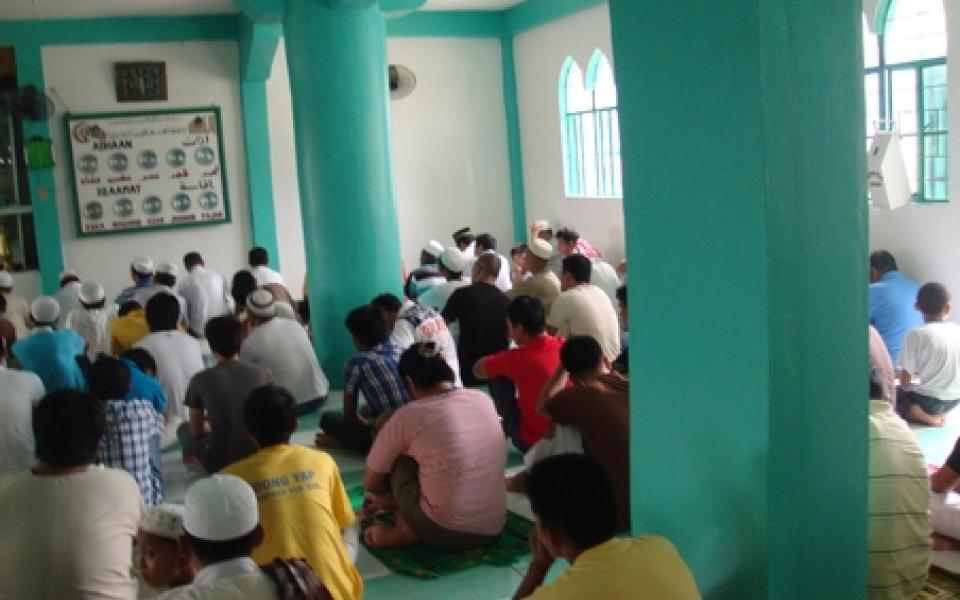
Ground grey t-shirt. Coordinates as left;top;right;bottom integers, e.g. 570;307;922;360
184;360;272;472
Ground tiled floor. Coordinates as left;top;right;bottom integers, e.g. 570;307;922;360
913;410;960;577
161;391;553;600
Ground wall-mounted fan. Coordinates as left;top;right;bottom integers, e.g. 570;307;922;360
389;64;416;101
12;85;54;121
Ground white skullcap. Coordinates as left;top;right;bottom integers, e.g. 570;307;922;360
246;288;276;318
422;240;444;258
183;475;258;541
439;248;466;273
79;281;105;305
534;219;551;230
0;271;13;288
140;504;185;540
59;269;78;281
131;257;155;275
528;238;553;261
31;296;60;324
157;262;179;277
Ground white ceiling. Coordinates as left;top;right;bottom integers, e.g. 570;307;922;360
0;0;525;21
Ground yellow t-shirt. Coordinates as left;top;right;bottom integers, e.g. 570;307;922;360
110;309;150;355
527;536;700;600
221;445;362;600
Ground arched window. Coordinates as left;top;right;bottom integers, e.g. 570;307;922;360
864;0;948;201
559;49;622;198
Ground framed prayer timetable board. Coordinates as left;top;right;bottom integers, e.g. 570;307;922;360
65;107;231;236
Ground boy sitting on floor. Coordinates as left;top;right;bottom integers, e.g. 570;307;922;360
137;504;197;596
897;282;960;426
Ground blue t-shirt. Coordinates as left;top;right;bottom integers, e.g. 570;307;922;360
869;270;922;364
121;358;167;413
12;329;87;392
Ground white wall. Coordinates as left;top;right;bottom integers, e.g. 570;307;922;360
868;1;960;309
513;2;625;264
266;36;515;282
43;41;251;302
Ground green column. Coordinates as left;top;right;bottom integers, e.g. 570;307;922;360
608;1;867;598
240;80;281;270
500;35;527;244
283;0;403;386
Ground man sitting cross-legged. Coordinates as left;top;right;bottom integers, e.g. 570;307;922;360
512;454;700;600
362;342;507;550
897;281;960;426
317;305;410;453
223;385;363;600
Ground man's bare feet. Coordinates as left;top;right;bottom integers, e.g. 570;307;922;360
505;471;529;493
315;432;344;449
360;493;397;517
907;404;948;427
364;515;418;548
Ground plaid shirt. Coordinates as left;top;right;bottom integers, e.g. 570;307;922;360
343;342;410;416
95;398;164;505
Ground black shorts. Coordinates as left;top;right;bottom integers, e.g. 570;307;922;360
896;388;960;417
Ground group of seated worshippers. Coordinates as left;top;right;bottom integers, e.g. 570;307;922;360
0;228;707;599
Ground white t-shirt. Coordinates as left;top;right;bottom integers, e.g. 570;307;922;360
250;265;286;288
53;281;83;329
0;366;45;475
157;558;276;600
547;283;621;362
392;301;462;387
0;466;142;600
64;307;112;361
134;331;205;419
590;258;621;307
3;293;31;340
178;266;232;336
418;280;468;312
900;321;960;400
240;318;329;404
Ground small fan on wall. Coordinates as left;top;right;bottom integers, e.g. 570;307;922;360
12;84;54;121
389;64;416;101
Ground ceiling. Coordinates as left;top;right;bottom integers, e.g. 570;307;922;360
0;0;526;21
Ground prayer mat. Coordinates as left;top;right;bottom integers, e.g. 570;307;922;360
922;567;960;599
350;485;533;579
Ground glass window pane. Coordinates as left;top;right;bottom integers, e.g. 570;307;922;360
564;61;591;113
884;0;946;64
922;63;948;133
864;15;880;69
865;72;881;137
900;134;919;195
592;54;618;110
889;68;917;135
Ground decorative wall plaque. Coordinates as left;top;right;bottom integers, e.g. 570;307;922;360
114;61;167;102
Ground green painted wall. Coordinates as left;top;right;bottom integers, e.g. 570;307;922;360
608;0;867;597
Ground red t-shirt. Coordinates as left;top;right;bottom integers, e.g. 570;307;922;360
484;335;564;445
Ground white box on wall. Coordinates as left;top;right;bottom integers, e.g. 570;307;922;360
868;132;911;210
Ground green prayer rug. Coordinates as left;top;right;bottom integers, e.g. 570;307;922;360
921;568;960;599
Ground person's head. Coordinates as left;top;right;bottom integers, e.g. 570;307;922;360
421;240;443;266
524;239;553;274
869;250;898;282
345;305;390;350
145;293;180;332
506;296;546;344
88;355;132;401
231;270;258;310
0;270;12;293
155;263;178;288
398;342;455;397
555;228;580;256
560;254;592;289
438;248;466;280
130;257;155;284
472;252;501;284
29;296;60;328
475;233;497;256
511;244;527;266
138;504;196;589
616;285;627;328
181;475;262;568
79;281;106;310
248;247;269;268
122;347;157;377
370;293;403;329
183;252;204;271
453;227;474;252
560;335;605;382
118;300;142;317
244;385;298;447
205;315;245;360
916;281;951;320
59;270;79;288
33;389;105;469
245;289;276;324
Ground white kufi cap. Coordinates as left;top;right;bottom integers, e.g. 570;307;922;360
422;240;444;258
131;257;155;275
79;281;106;304
439;248;466;273
183;475;258;541
140;504;185;540
31;296;60;324
157;262;179;277
0;271;13;288
246;288;276;318
528;238;553;261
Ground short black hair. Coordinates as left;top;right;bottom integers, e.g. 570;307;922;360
33;389;105;469
616;285;627;305
231;271;258;308
131;268;153;283
527;454;617;550
60;274;80;287
184;528;259;565
88;355;132;401
560;335;603;378
870;250;897;273
122;348;157;375
205;315;245;358
507;296;546;336
510;244;527;258
475;233;497;252
345;305;390;348
155;273;176;288
917;282;950;315
118;300;142;317
183;252;204;269
556;228;580;243
248;247;269;267
475;253;501;278
244;385;297;446
562;254;592;284
371;293;403;314
145;293;180;332
452;227;474;246
399;342;455;389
